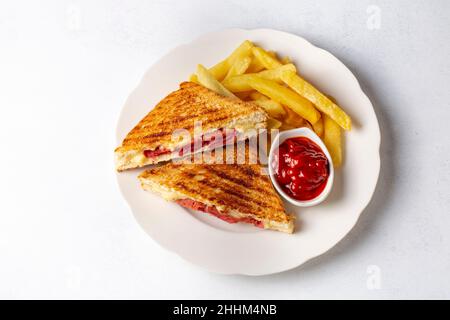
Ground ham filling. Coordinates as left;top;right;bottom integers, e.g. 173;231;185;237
143;129;238;159
176;199;264;228
143;147;171;158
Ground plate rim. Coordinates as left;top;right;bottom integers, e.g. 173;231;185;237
115;28;381;276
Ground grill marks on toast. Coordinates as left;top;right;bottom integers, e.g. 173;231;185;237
206;166;274;198
140;162;288;223
116;82;267;152
183;167;281;212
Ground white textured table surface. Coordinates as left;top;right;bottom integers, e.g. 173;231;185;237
0;0;449;299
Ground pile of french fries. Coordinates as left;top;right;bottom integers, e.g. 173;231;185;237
188;40;352;168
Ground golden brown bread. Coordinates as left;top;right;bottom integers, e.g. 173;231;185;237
115;82;268;171
138;144;294;233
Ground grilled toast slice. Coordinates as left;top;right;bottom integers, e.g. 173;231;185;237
138;144;294;233
115;82;268;171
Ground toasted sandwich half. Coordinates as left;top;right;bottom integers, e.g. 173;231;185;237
138;144;295;233
115;82;268;171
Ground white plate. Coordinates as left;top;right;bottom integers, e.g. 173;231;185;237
115;29;380;275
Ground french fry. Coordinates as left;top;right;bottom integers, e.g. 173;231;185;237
234;91;253;100
207;60;228;81
249;91;269;101
246;50;284;73
252;46;283;69
258;64;296;81
282;105;305;127
222;64;296;92
245;76;321;124
323;114;342;167
246;56;265;73
254;99;286;119
303;122;313;131
189;74;199;83
267;50;277;58
208;40;254;81
267;117;282;129
222;74;260;92
312;117;324;137
223;56;252;81
249;91;285;119
279;123;296;131
281;56;292;64
196;64;237;99
281;70;352;130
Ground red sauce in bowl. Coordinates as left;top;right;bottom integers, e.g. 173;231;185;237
272;137;330;201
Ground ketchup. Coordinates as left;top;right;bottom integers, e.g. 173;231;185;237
272;137;329;201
